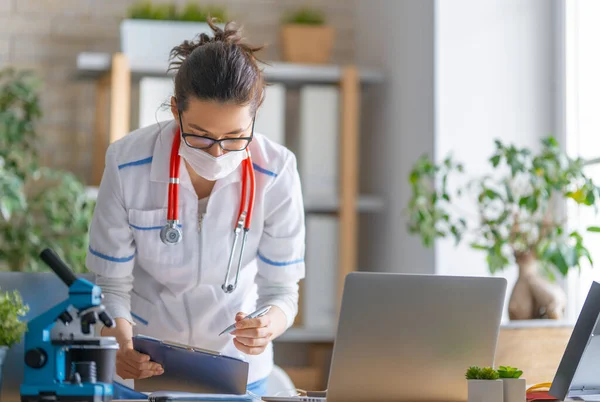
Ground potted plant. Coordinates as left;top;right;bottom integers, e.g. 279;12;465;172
0;288;29;392
498;366;526;402
120;1;227;67
280;8;334;64
0;67;94;273
466;366;503;402
407;137;600;320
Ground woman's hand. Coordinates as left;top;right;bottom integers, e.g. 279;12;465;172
231;306;287;355
101;317;163;379
116;340;164;380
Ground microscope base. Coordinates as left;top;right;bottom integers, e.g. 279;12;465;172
21;395;112;402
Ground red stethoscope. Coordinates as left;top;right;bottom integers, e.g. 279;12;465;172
159;128;256;294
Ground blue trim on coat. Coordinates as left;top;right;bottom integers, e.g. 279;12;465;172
118;156;153;170
257;251;304;267
252;163;277;177
88;246;135;263
131;312;149;326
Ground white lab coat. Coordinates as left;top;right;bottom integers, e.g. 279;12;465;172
86;120;306;384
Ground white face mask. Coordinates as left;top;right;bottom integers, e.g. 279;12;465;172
179;140;247;181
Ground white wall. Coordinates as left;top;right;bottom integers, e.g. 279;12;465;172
355;0;437;274
434;0;558;319
354;0;559;287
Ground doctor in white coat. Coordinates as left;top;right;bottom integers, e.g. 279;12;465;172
87;21;305;396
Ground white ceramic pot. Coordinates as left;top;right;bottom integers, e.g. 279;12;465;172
468;380;504;402
120;20;223;68
0;346;7;394
502;378;526;402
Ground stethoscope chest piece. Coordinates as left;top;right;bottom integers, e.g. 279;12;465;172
160;222;182;245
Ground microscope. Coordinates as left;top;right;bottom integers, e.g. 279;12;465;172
20;249;119;402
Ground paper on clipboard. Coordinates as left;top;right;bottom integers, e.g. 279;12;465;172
132;335;249;395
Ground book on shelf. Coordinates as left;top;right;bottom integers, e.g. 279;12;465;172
298;85;340;201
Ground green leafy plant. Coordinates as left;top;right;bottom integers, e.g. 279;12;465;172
0;288;29;348
283;8;326;25
0;68;95;273
127;1;176;20
179;3;226;22
127;1;227;22
407;137;600;320
497;366;523;379
465;366;500;380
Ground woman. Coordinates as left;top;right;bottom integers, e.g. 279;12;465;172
87;21;305;397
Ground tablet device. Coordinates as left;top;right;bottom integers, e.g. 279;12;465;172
132;334;249;395
550;281;600;401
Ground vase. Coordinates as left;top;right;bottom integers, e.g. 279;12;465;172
0;346;7;395
502;378;526;402
120;20;223;68
508;252;567;320
468;380;504;402
280;24;334;64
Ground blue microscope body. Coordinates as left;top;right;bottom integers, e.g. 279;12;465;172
20;249;118;402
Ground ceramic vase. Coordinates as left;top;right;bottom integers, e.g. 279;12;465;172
468;380;504;402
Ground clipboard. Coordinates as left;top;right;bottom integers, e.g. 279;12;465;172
132;334;249;395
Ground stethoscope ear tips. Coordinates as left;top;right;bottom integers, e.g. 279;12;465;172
160;223;183;245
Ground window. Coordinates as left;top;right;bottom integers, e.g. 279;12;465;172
564;0;600;321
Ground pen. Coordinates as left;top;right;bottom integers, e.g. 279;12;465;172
218;305;272;336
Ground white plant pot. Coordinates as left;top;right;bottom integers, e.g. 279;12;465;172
468;380;504;402
502;378;526;402
120;20;223;68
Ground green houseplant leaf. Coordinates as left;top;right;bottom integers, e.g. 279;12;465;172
406;136;600;280
497;366;523;379
0;67;94;273
127;1;227;22
283;8;326;25
0;288;29;348
466;366;483;380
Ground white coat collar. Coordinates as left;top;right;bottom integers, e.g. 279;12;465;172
149;120;243;195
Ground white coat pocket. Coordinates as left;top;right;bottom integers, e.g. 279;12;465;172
130;290;155;330
128;208;185;266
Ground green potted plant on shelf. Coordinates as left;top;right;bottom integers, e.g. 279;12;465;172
0;288;29;393
0;67;94;273
498;366;526;402
281;7;334;64
121;1;227;66
466;366;503;402
407;137;600;320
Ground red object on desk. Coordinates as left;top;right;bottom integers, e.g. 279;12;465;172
527;390;558;401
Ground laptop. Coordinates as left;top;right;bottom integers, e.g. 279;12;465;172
264;272;506;402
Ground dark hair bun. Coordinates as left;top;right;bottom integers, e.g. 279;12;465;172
169;19;262;71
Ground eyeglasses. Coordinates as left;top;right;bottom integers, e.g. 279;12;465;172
178;115;254;152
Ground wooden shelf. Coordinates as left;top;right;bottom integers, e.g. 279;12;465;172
76;52;385;85
304;194;384;213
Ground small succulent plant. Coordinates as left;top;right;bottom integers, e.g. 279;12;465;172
498;366;523;379
283;8;326;25
465;366;500;380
